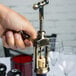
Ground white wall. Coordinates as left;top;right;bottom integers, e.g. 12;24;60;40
0;0;76;56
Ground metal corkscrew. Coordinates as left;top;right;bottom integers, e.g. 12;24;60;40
33;0;50;76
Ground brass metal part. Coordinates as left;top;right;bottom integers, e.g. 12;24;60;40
38;56;45;68
33;0;49;10
36;67;49;74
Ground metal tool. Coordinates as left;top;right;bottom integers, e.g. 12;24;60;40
33;0;50;76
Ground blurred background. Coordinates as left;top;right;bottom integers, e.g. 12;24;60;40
0;0;76;56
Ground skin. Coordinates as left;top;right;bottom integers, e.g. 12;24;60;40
0;4;37;50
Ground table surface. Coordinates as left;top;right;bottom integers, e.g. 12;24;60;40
0;52;76;76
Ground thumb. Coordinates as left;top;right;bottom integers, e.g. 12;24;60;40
22;21;37;39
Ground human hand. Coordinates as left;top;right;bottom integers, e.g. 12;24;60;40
0;4;37;50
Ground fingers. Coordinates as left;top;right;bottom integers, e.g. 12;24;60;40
2;31;33;50
2;35;9;48
14;33;26;49
6;31;14;48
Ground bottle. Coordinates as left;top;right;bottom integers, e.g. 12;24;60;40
0;63;7;76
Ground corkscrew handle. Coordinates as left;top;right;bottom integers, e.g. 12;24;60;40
18;31;30;40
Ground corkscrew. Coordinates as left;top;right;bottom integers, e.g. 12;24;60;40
33;0;50;76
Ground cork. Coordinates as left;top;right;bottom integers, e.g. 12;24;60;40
38;56;45;68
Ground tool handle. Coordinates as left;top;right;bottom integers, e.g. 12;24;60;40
19;31;30;40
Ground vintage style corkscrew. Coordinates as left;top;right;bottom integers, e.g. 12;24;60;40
33;0;50;76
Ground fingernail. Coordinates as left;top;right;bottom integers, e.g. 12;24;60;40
7;32;12;37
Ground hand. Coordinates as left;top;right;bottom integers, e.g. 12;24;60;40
0;4;37;50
